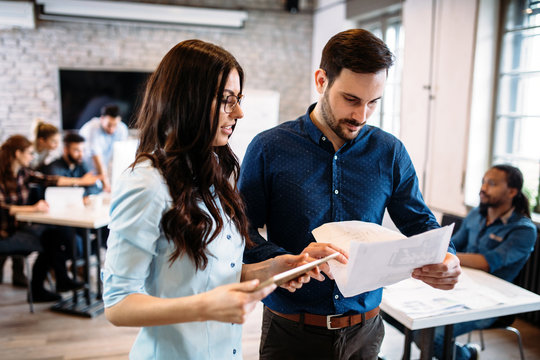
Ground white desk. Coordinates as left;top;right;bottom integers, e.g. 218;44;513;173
381;267;540;360
16;204;110;317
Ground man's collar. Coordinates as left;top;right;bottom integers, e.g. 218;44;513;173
500;207;515;224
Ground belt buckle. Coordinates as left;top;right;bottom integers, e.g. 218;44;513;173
326;314;343;330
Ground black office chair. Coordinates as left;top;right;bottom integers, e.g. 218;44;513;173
440;213;464;235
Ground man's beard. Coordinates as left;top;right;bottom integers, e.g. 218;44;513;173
319;91;363;143
478;192;500;216
67;153;82;165
479;202;489;217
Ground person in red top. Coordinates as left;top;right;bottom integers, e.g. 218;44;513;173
0;135;100;302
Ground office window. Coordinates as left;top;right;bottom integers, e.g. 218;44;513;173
494;0;540;214
358;13;403;137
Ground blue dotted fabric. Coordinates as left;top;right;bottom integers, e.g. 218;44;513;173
239;104;444;315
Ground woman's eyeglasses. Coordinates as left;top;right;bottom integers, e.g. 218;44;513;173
222;94;244;114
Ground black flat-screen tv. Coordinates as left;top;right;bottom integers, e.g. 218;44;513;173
59;69;152;130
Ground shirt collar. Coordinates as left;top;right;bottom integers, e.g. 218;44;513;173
500;207;515;224
302;103;324;144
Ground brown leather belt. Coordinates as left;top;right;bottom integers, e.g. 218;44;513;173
268;306;380;330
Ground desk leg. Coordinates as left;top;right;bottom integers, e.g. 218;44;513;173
419;328;434;360
83;228;91;305
443;324;455;360
70;229;78;304
50;227;104;318
95;228;102;299
402;328;412;360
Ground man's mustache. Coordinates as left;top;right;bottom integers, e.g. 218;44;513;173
343;119;366;127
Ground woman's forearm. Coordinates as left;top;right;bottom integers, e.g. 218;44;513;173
8;204;37;215
105;293;206;327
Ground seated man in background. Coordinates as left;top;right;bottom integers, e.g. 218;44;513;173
43;133;102;199
434;164;537;360
79;104;128;192
43;133;103;257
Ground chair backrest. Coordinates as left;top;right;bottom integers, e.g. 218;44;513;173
440;213;464;236
515;225;540;325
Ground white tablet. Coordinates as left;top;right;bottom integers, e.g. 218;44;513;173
254;252;340;291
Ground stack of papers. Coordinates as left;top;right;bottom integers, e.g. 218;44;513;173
312;221;453;297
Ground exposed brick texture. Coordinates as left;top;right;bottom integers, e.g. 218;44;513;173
0;1;314;141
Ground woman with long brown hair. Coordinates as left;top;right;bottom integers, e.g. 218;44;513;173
102;40;319;359
0;135;100;301
0;121;62;285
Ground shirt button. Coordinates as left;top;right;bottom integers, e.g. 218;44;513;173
233;349;237;355
334;294;339;300
230;263;235;268
322;136;326;141
334;189;339;195
334;155;338;160
226;234;231;240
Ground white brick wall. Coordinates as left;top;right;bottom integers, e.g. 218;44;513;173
0;2;313;141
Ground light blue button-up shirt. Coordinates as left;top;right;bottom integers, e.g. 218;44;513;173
80;117;129;173
102;160;244;359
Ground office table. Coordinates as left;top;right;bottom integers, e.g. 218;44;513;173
380;267;540;360
16;203;110;317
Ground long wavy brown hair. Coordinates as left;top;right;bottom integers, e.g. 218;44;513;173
132;39;251;270
0;135;32;194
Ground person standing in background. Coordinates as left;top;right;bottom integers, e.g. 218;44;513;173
79;104;128;192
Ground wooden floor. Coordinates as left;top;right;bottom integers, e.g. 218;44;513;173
1;261;540;359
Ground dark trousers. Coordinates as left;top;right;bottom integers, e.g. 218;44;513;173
260;307;385;360
0;224;75;291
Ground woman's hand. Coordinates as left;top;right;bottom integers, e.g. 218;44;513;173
200;280;276;324
267;253;318;292
33;200;49;213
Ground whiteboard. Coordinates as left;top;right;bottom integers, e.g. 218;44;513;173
228;88;280;163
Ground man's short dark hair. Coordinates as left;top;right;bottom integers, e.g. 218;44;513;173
101;104;120;118
63;132;85;145
320;29;395;87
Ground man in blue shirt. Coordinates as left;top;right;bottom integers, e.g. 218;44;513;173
239;29;461;360
43;133;101;198
79;104;128;192
432;165;537;360
43;133;102;258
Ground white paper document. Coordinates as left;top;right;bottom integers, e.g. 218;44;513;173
311;221;453;297
383;270;513;318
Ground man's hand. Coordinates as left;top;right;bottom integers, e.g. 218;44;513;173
79;172;103;187
300;242;348;280
412;252;461;290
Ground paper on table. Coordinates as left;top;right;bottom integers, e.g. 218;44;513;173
311;221;453;297
383;270;512;318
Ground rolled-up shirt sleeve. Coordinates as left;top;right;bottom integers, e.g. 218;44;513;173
101;165;168;307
